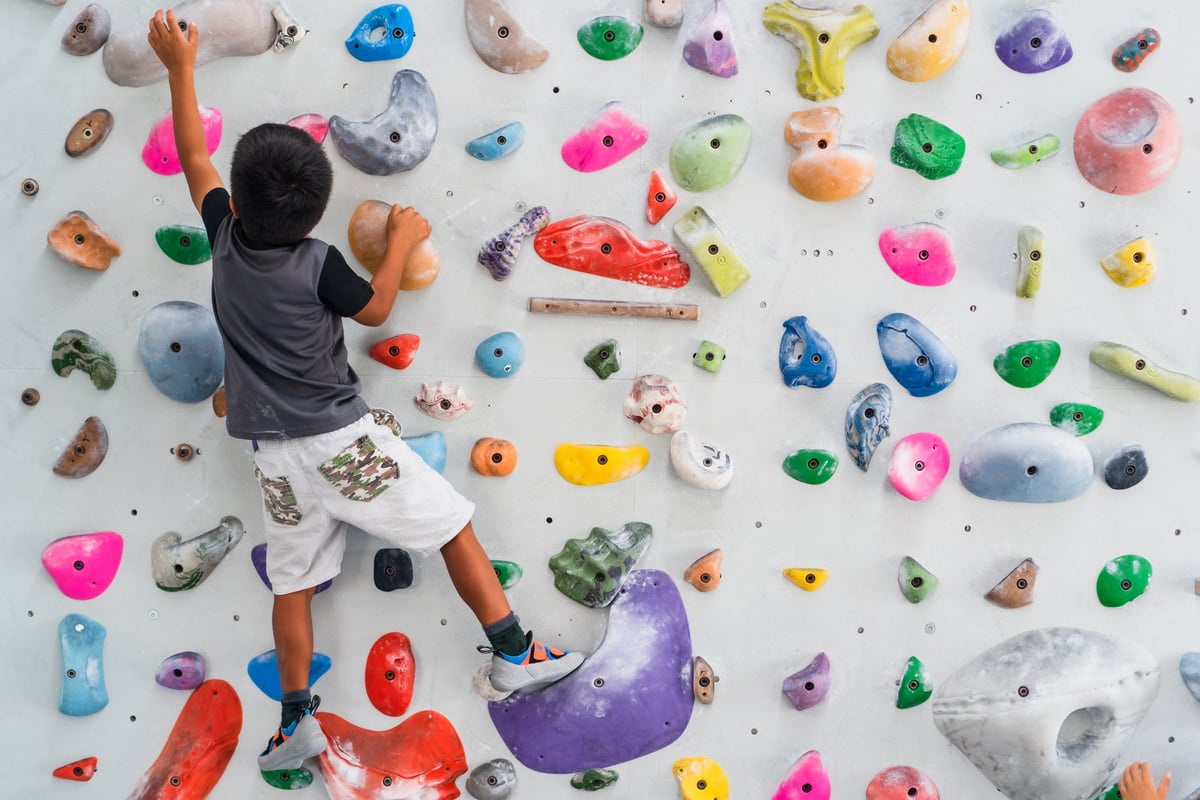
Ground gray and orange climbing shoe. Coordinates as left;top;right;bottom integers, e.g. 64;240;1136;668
258;696;326;771
482;633;584;693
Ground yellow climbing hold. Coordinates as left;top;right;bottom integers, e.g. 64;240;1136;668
673;756;730;800
672;206;750;298
784;568;828;591
1100;237;1156;288
763;2;879;101
553;443;650;486
887;0;970;83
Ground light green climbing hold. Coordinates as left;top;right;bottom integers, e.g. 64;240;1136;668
890;113;966;180
155;225;212;265
491;560;523;590
994;340;1061;388
781;449;838;485
672;206;750;298
668;114;752;192
1015;225;1045;298
897;556;938;604
577;16;643;61
1049;403;1104;436
1096;554;1152;608
1090;342;1200;402
571;768;619;791
693;341;726;373
51;329;117;390
897;656;932;708
762;2;879;101
990;134;1061;169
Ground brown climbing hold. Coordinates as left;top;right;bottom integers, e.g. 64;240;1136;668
683;548;724;592
347;199;440;290
65;109;114;157
984;557;1039;608
61;4;111;56
22;178;39;196
470;437;518;477
173;444;195;462
53;756;98;781
211;386;227;418
54;417;108;478
22;388;40;406
48;211;121;271
693;656;718;704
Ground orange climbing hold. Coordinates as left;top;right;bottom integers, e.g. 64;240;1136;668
47;211;121;271
784;107;874;201
683;549;723;592
53;756;98;781
471;437;518;477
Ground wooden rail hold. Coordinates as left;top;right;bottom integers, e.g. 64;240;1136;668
527;297;700;320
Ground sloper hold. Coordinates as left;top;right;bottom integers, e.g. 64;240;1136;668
65;108;114;157
672;206;750;297
985;558;1038;608
1074;89;1181;195
138;300;225;403
48;211;121;270
646;170;678;224
1089;341;1200;402
554;443;649;485
471;438;517;477
784;106;874;202
151;515;244;591
646;0;684;28
845;383;892;470
898;556;938;603
374;547;414;591
41;532;123;600
142;105;221;175
995;9;1072;73
782;652;831;711
475;331;524;378
877;313;957;397
347;199;440;289
464;0;548;74
891;114;965;179
52;329;116;389
62;4;111;55
549;522;653;608
991;134;1060;169
578;16;643;60
994;339;1061;388
330;70;437;175
1015;225;1045;298
561;102;648;173
59;613;107;716
959;423;1093;502
889;433;950;501
684;0;738;77
53;756;98;782
536;215;689;289
365;632;415;717
867;766;940;800
674;757;728;800
1103;445;1148;490
932;628;1159;800
492;560;522;589
784;567;828;591
763;2;879;101
782;449;838;485
772;750;831;800
345;4;414;62
670;431;732;490
155;651;207;690
1050;403;1103;436
489;570;693;773
1179;653;1200;702
155;225;212;265
467;121;525;161
624;374;687;434
248;651;331;701
479;205;549;280
1097;554;1151;606
898;656;932;708
878;222;955;286
585;339;621;379
669;114;752;192
1113;28;1160;72
572;768;619;790
779;316;836;388
369;333;420;370
887;0;969;83
252;543;332;593
287;112;328;143
54;416;108;478
1100;237;1156;287
467;758;516;800
683;548;724;591
693;656;718;703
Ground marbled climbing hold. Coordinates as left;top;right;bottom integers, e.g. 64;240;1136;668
625;374;688;434
413;381;473;420
782;449;838;485
472;438;517;477
369;333;420;370
670;431;732;490
784;568;828;591
138;300;224;403
491;560;522;589
669;114;752;192
142;105;221;176
365;632;415;717
464;0;548;74
1100;237;1156;287
64;108;113;157
467;759;516;800
672;206;750;297
562;102;647;173
866;766;940;800
693;656;718;703
898;656;932;708
554;443;649;486
1015;225;1045;298
784;107;874;202
549;522;653;608
877;313;957;397
762;2;879;101
995;9;1072;73
1074;89;1182;195
646;171;678;225
985;558;1038;608
578;16;643;61
683;0;738;77
572;768;619;790
991;134;1060;169
347;199;440;289
646;0;684;28
478;205;549;280
475;331;524;378
59;613;107;715
152;516;243;591
1113;28;1160;72
466;121;525;161
772;750;831;800
41;532;123;600
959;423;1093;503
248;650;331;701
374;548;414;591
1103;445;1148;490
47;211;121;271
994;340;1060;388
674;757;728;800
62;4;110;55
782;652;831;711
155;651;207;691
1179;653;1200;702
53;757;98;782
345;4;414;62
684;549;723;592
1050;403;1103;436
878;223;955;286
898;556;938;603
252;543;332;594
693;341;725;373
1089;342;1200;402
845;383;892;471
536;215;690;289
52;329;116;390
54;417;108;478
330;70;437;176
155;225;211;265
891;114;965;180
889;433;949;501
287;112;328;143
887;0;970;83
585;339;621;379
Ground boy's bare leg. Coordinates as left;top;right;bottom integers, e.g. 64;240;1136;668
439;522;510;626
273;587;317;692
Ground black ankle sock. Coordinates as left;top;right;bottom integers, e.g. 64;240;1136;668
484;613;529;657
280;689;311;729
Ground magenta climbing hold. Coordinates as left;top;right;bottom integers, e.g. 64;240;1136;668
866;766;940;800
142;106;221;176
561;102;648;173
772;750;831;800
887;433;949;501
878;223;955;286
41;532;123;601
155;651;207;690
683;0;738;77
782;652;831;711
1074;88;1182;195
286;113;328;144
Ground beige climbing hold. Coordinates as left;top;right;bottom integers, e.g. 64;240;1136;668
464;0;548;74
984;558;1039;609
64;109;114;157
48;212;121;271
347;200;439;290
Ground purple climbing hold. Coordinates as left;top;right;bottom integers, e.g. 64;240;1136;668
154;651;207;690
995;9;1072;74
251;543;332;594
478;205;551;280
683;0;738;78
782;652;831;711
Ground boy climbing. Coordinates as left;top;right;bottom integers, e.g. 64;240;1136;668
146;9;583;774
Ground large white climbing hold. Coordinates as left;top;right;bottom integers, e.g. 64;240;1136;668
931;627;1159;800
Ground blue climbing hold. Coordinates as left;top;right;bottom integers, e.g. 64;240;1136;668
959;423;1093;503
403;431;447;474
247;650;332;701
138;301;225;403
1179;652;1200;702
345;5;415;62
779;316;837;388
466;121;525;161
475;331;524;378
876;312;957;397
59;613;108;716
845;382;893;471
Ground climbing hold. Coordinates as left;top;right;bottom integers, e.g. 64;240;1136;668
779;316;837;388
866;766;940;800
467;121;525;161
142;105;221;176
369;333;420;370
59;613;107;716
467;758;516;800
155;225;211;265
693;656;718;703
890;114;965;180
478;205;549;280
365;632;415;717
670;431;732;490
674;757;728;800
491;560;522;589
572;768;619;790
1074;88;1182;195
47;211;121;271
683;0;738;77
693;341;726;373
782;652;831;711
889;433;949;502
464;0;548;74
782;449;839;485
471;438;518;477
646;0;684;27
138;301;224;403
991;134;1060;169
155;651;207;691
41;532;123;601
51;330;116;390
1103;445;1148;490
578;16;643;61
887;0;970;83
932;628;1159;800
985;558;1039;608
897;556;939;603
994;9;1072;73
1098;554;1152;607
346;199;439;290
877;313;957;397
53;757;98;782
247;650;331;701
959;423;1093;503
878;222;956;286
897;656;932;708
1113;28;1160;72
684;549;724;592
64;108;114;157
1179;653;1200;702
212;387;226;417
22;388;40;406
489;570;693;772
475;331;524;378
151;516;243;592
585;340;621;379
845;383;892;471
374;548;414;591
54;417;108;478
561;102;647;173
784;568;828;591
549;522;653;608
672;206;751;297
345;4;414;62
994;340;1061;388
536;215;690;289
554;443;649;486
1100;237;1156;288
1015;225;1045;298
1050;403;1103;436
251;543;332;594
646;171;678;225
669;114;752;192
287;112;328;143
331;70;437;175
62;3;111;55
772;750;831;800
625;374;688;434
762;2;879;101
784;106;874;202
1090;342;1200;402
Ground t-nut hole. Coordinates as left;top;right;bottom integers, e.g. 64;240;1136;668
1121;579;1133;590
596;454;608;465
708;244;719;255
602;135;614;147
491;452;503;463
863;407;875;418
1017;578;1028;589
604;29;615;42
1143;144;1153;154
914;460;925;472
601;242;612;254
911;576;924;588
1030;37;1042;48
709;138;721;150
170;342;183;353
818;32;829;43
807;458;819;469
1133;251;1144;263
1026;465;1038;476
918;249;929;260
389;132;401;143
1135;359;1146;370
922;142;933;153
1021;356;1033;367
497;25;509;38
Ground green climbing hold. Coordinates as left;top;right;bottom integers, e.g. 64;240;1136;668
693;341;726;373
1093;784;1120;800
897;656;932;709
1015;225;1045;299
1050;403;1104;436
782;449;838;485
990;134;1061;169
584;339;621;379
491;560;523;590
994;340;1061;388
897;556;938;604
669;114;752;192
155;225;212;265
261;767;314;790
890;113;965;180
51;329;117;390
548;522;653;608
571;768;619;791
1096;554;1152;608
577;16;643;61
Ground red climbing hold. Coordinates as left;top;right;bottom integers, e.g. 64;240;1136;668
365;632;416;717
369;334;420;370
534;215;690;289
646;170;678;225
53;756;98;781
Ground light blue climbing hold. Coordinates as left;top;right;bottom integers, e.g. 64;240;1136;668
476;331;524;378
876;312;957;397
959;423;1093;503
59;613;108;716
138;300;225;403
247;650;332;701
779;316;837;388
403;431;447;474
1179;652;1200;702
466;121;525;161
345;4;415;62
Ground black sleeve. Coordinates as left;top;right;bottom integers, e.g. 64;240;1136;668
317;245;375;317
200;187;232;242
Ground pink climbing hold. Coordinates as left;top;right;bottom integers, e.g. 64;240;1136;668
887;433;949;502
866;765;940;800
142;105;222;176
1073;88;1182;195
41;532;123;600
878;223;955;286
772;749;831;800
561;101;648;173
287;113;329;144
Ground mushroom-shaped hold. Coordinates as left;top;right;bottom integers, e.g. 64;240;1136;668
1074;89;1181;195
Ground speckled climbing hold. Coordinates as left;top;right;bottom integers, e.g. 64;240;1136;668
684;550;724;593
369;333;420;370
142;105;221;176
984;558;1038;609
466;121;525;161
773;750;831;800
693;656;718;703
784;568;828;591
959;423;1093;503
624;374;687;434
374;548;414;591
52;330;116;390
693;341;725;373
578;16;643;60
59;613;107;716
346;199;439;289
684;0;738;77
995;9;1072;73
585;340;621;379
1096;554;1152;607
1015;225;1045;298
152;516;243;592
479;205;548;281
991;134;1060;169
763;2;878;100
330;70;437;176
467;758;516;800
889;433;949;502
138;300;224;403
345;4;414;62
646;171;678;225
365;632;415;717
779;316;836;388
1050;403;1103;436
784;106;874;202
1100;237;1156;288
48;211;121;271
252;544;332;594
845;383;892;471
674;757;728;800
62;3;111;55
672;206;750;297
887;0;969;83
1113;28;1160;72
891;114;965;180
1089;342;1200;402
41;532;123;601
475;331;524;378
782;449;838;485
155;651;207;690
1179;653;1200;702
646;0;684;28
287;112;328;143
878;223;955;286
572;768;619;791
248;650;331;701
1074;89;1181;195
54;417;108;478
549;522;653;608
464;0;548;74
536;215;690;289
782;652;831;711
53;756;98;782
877;313;957;397
994;340;1061;388
898;556;939;603
554;443;649;486
898;656;932;708
472;438;517;477
562;102;647;173
669;114;752;192
1103;445;1148;490
492;560;522;589
670;431;732;490
155;225;211;266
64;109;114;157
866;766;940;800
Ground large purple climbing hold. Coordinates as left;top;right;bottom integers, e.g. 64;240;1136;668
251;543;332;594
782;651;831;711
488;569;692;773
994;9;1072;74
683;0;738;77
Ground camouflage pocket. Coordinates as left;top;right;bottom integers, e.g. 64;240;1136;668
255;467;302;526
370;408;402;437
318;435;399;501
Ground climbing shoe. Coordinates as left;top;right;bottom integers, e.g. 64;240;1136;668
258;696;327;771
481;632;584;693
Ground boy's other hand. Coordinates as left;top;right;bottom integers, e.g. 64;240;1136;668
1118;762;1170;800
147;10;199;75
386;205;431;245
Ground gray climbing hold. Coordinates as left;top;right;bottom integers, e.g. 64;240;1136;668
466;758;516;800
330;70;438;175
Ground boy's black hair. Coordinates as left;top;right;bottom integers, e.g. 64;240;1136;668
229;123;333;245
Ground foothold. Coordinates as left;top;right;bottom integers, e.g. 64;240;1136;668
672;206;751;297
585;339;621;379
878;222;956;286
151;516;243;592
877;313;957;397
47;211;121;270
561;102;648;173
287;112;328;143
62;4;111;55
845;383;892;471
693;341;726;373
467;758;516;800
536;215;689;289
683;0;738;77
549;522;653;608
670;431;732;490
252;543;332;594
684;549;724;592
155;651;207;691
330;70;437;175
1089;341;1200;402
897;656;932;708
1074;88;1182;195
53;756;98;782
578;16;643;61
891;113;965;180
889;433;949;502
471;438;517;477
762;2;879;100
138;301;224;403
491;560;523;589
784;106;874;202
1100;237;1157;288
347;199;439;290
674;757;728;800
887;0;970;83
212;387;227;418
365;632;415;717
931;628;1160;800
261;768;313;791
316;710;465;799
772;750;831;800
21;178;39;196
1050;403;1103;436
782;652;831;711
782;449;839;485
985;558;1039;608
1103;445;1148;490
646;170;678;225
142;105;221;176
40;531;123;600
624;374;688;434
52;329;116;390
994;9;1072;73
345;4;414;62
59;613;107;716
994;340;1061;388
532;297;700;320
779;316;836;388
64;108;114;157
248;651;332;701
464;0;548;74
959;423;1094;503
475;331;524;378
369;333;420;370
991;134;1060;169
669;114;752;192
693;656;718;703
572;768;619;790
1179;653;1200;702
22;387;40;406
866;766;940;800
784;568;828;591
54;417;109;478
1015;225;1046;298
898;556;939;603
646;0;684;28
478;205;549;280
175;444;195;463
466;121;525;161
553;443;650;485
155;225;212;266
1113;28;1160;72
374;548;414;591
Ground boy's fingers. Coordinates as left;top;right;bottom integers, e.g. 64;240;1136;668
1160;773;1172;798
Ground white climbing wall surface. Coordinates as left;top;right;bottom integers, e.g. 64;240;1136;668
6;1;1200;797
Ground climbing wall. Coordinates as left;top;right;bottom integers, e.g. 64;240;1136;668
6;1;1200;797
